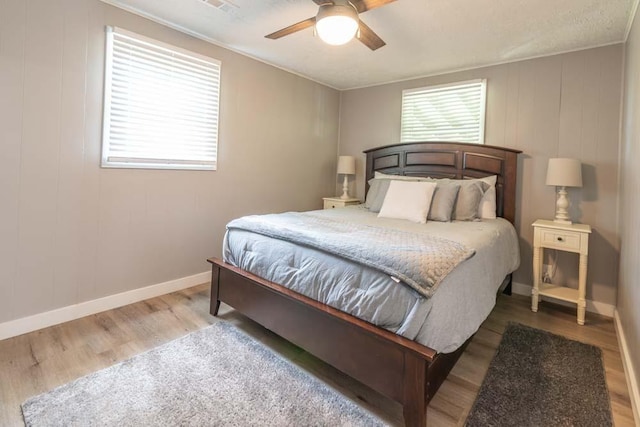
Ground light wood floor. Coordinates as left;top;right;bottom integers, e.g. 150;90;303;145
0;284;635;426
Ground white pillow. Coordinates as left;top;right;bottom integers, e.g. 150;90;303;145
378;181;437;223
374;171;429;181
477;175;497;219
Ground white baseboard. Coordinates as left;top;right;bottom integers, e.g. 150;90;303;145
511;282;615;317
614;309;640;426
0;271;210;341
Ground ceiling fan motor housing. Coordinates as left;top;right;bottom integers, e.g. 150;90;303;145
316;1;359;23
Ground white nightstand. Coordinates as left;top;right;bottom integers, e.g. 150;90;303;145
531;219;592;325
323;197;360;209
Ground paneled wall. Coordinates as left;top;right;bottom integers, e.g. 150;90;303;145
619;4;640;405
339;45;623;308
0;0;340;323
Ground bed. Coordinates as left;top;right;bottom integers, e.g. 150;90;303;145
207;141;521;426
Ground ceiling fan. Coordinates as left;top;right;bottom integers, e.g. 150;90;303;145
265;0;397;51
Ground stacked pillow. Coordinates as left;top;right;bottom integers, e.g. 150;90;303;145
366;171;497;223
378;181;437;224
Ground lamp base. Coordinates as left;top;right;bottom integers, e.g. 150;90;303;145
554;186;572;224
340;174;351;199
553;218;573;225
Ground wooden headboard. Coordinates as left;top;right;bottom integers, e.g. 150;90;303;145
364;142;522;224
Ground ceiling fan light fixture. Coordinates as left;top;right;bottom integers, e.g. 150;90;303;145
315;2;359;46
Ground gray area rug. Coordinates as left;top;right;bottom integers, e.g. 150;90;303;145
22;321;387;426
465;322;612;427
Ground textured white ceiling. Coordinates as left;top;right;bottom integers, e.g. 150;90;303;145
101;0;636;89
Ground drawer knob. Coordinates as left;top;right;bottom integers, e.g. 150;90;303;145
557;236;564;242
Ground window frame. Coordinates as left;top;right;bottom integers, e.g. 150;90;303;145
400;79;487;145
101;26;221;171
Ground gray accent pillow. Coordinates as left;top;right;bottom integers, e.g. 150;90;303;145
428;183;461;222
364;179;391;212
452;180;490;221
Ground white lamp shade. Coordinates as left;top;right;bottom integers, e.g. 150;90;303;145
546;158;582;188
315;3;359;46
337;155;356;175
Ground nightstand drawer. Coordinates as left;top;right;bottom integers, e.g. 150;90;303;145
540;229;581;251
322;197;360;209
324;200;342;209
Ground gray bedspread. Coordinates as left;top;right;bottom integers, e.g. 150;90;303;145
223;206;520;353
227;212;474;298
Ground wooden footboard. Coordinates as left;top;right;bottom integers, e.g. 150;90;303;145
208;258;469;427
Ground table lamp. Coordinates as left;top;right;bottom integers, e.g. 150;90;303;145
337;156;356;199
546;158;583;224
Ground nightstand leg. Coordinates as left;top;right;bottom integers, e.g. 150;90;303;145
577;253;588;325
532;245;542;312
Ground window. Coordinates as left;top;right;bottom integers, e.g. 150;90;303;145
102;27;221;170
400;79;486;144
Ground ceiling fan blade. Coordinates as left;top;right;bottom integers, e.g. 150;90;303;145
357;20;385;50
350;0;397;13
265;17;316;40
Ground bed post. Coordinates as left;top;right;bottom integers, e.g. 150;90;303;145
502;273;513;295
403;353;428;427
209;260;221;316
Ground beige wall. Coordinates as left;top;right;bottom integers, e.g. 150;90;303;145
619;5;640;402
339;45;623;307
0;0;340;323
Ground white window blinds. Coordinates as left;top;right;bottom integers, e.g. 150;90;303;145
102;27;221;170
400;79;486;144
